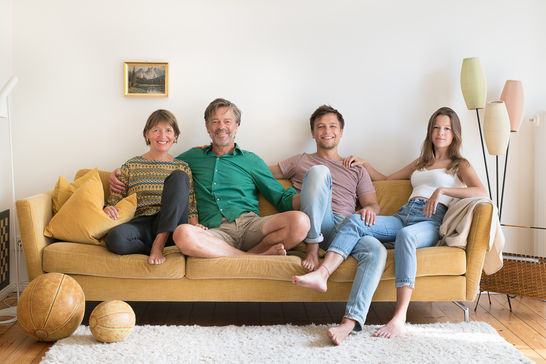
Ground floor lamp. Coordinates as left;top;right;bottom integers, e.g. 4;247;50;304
460;57;492;200
484;101;511;211
0;76;19;324
498;80;524;220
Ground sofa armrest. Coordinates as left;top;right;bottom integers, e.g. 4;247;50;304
464;202;493;301
16;191;54;281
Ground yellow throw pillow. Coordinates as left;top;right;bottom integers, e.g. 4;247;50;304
52;168;99;214
44;171;137;245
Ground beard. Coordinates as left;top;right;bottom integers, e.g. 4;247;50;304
209;130;236;147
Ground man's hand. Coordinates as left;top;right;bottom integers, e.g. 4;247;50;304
356;206;376;226
103;206;120;220
109;168;125;194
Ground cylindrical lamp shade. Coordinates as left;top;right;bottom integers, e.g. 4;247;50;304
460;57;487;110
484;101;511;155
500;80;524;132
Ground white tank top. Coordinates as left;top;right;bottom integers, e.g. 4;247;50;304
409;168;465;206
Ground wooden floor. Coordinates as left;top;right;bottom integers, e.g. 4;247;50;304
0;293;544;363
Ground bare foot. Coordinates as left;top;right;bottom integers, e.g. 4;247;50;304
373;317;406;338
302;243;320;271
328;318;356;345
148;247;166;265
261;243;287;256
291;265;329;292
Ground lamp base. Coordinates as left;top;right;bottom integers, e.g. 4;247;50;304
0;305;17;324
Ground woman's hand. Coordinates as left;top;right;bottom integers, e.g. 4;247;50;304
343;155;367;168
189;216;208;230
103;205;120;220
109;168;125;194
423;188;443;218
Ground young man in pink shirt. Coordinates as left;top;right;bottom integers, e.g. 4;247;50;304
269;105;379;271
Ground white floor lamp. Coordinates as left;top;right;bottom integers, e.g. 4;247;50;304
0;75;19;324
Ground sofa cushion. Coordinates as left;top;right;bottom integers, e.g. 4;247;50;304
330;246;466;282
44;171;137;245
52;168;98;214
186;255;307;281
43;243;185;279
186;246;466;281
75;169;113;204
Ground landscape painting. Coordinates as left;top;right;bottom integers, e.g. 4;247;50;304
124;62;168;97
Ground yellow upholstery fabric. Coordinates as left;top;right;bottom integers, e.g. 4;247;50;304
186;255;308;280
16;168;493;303
75;169;113;203
373;180;412;216
44;171;137;245
52;168;99;214
44;244;185;279
330;246;466;282
186;246;466;281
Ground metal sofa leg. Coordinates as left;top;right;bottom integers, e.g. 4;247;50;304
453;301;470;323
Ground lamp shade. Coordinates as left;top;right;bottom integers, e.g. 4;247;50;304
500;80;524;132
460;57;486;110
484;101;510;155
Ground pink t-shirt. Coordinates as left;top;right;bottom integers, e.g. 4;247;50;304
278;153;375;217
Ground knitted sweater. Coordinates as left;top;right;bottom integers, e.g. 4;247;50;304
107;156;197;218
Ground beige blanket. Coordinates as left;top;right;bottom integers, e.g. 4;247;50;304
439;197;504;275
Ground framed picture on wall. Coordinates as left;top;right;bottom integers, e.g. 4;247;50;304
124;62;168;97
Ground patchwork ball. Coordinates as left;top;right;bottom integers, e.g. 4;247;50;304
17;273;85;341
89;300;135;342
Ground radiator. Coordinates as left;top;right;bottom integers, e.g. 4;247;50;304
533;111;546;257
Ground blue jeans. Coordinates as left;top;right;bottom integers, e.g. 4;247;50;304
300;165;346;248
328;198;447;328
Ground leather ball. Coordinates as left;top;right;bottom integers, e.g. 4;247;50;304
17;273;85;341
89;300;135;342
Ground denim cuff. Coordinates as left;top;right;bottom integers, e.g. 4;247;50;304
304;234;324;243
395;280;415;289
326;247;348;260
344;313;364;332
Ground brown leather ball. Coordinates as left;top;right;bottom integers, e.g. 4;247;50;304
17;273;85;341
89;300;135;343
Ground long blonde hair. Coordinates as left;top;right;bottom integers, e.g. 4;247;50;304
414;107;467;174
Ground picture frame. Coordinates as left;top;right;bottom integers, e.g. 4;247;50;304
124;62;168;97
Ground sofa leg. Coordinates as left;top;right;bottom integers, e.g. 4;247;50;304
453;301;469;323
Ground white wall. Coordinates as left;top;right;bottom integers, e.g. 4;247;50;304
11;0;546;255
0;0;18;295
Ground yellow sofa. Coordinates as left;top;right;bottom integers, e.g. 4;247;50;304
16;170;493;320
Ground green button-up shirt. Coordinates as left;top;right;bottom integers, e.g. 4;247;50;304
177;144;296;228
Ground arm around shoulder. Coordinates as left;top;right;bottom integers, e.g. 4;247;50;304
386;159;418;180
269;164;285;179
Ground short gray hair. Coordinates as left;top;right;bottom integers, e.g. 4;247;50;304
204;98;242;125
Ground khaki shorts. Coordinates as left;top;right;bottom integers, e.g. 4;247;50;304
206;212;272;251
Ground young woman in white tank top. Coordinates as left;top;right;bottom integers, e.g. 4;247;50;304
292;107;487;345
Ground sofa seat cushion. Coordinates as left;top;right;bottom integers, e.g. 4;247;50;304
43;243;185;279
186;246;466;281
331;246;467;282
186;255;307;280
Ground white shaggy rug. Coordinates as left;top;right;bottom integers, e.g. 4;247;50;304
40;322;531;364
